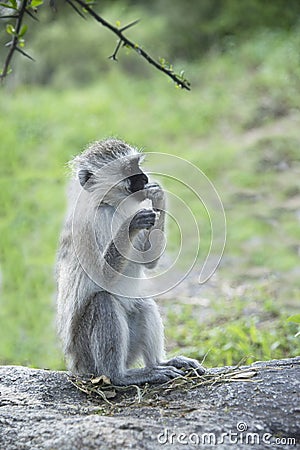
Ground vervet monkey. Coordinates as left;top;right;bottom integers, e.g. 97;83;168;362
56;139;204;385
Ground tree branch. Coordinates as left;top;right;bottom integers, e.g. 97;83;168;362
0;0;29;80
70;0;191;90
0;0;191;90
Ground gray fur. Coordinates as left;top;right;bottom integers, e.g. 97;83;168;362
56;139;204;385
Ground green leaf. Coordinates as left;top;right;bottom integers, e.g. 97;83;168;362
6;24;15;35
1;0;17;8
19;25;28;37
287;314;300;324
30;0;43;7
0;67;12;76
159;57;166;68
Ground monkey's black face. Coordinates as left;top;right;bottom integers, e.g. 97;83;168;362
128;173;148;193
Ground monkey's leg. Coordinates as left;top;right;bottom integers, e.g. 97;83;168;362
120;298;196;385
136;298;166;367
73;292;183;385
113;298;185;385
79;291;130;378
137;301;205;375
65;291;127;377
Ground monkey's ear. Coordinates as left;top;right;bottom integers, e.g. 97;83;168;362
78;169;93;188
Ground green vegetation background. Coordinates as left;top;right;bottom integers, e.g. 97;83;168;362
0;0;299;370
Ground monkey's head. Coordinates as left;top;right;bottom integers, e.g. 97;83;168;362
70;139;149;206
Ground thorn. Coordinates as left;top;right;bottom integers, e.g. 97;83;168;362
25;9;39;21
120;19;140;32
66;0;86;19
109;39;122;61
15;47;35;61
0;15;19;19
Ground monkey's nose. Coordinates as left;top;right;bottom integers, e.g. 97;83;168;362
142;173;149;185
129;173;149;192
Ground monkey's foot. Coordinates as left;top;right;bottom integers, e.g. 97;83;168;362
162;356;205;375
111;365;185;386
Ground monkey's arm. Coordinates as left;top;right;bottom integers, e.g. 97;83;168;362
102;209;156;283
142;183;166;269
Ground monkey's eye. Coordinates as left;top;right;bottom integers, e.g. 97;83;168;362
78;169;93;188
128;173;148;192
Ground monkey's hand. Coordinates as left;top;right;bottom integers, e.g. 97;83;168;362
129;209;156;231
144;182;165;211
162;356;205;376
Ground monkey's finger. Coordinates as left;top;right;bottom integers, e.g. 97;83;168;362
145;182;161;190
156;365;185;377
136;214;156;223
137;209;156;216
184;363;206;375
133;209;156;219
131;210;156;229
132;216;155;225
163;356;206;375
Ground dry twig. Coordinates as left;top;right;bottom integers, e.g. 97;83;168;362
68;366;258;412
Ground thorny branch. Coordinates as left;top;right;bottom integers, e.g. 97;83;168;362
0;0;32;80
0;0;191;90
71;0;190;90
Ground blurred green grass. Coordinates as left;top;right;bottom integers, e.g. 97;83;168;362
0;26;299;369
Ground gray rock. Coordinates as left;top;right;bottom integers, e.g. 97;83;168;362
0;358;299;449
